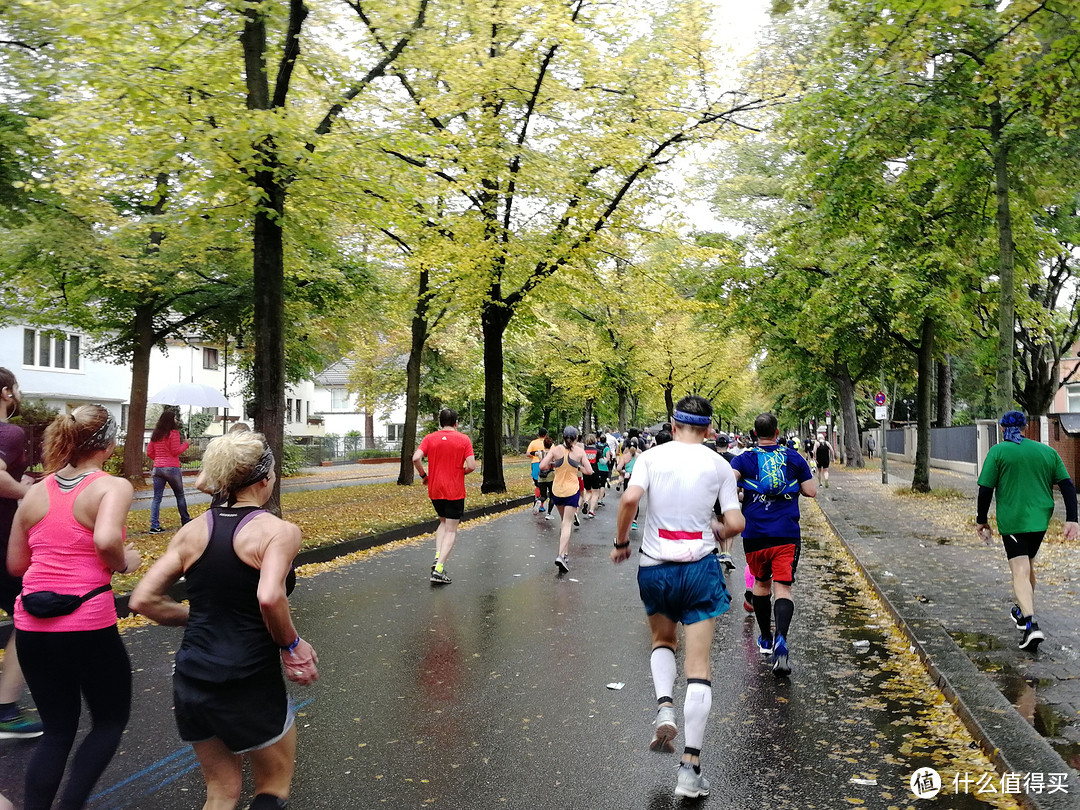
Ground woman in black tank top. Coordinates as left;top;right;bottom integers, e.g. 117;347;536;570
131;431;318;810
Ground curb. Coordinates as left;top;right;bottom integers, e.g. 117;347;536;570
0;495;533;646
816;495;1078;810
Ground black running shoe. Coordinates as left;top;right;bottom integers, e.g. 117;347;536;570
1010;604;1026;630
430;570;452;585
1019;622;1045;652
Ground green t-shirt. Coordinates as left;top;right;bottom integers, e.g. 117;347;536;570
977;439;1069;534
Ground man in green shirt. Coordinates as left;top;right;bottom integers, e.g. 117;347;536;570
976;411;1079;652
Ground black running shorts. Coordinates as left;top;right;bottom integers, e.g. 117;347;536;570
1001;531;1045;560
431;498;465;520
174;664;293;753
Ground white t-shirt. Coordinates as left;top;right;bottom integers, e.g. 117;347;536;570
627;441;741;564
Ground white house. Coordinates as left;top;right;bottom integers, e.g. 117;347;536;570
312;359;407;449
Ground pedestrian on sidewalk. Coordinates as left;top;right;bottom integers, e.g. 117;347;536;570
0;368;42;741
539;426;592;573
9;405;139;809
131;430;317;810
731;413;816;678
146;408;192;533
866;434;876;459
413;409;477;585
611;395;743;799
713;434;738;573
975;410;1079;652
812;434;834;488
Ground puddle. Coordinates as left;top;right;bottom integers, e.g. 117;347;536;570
853;524;885;537
950;631;1005;652
980;661;1080;765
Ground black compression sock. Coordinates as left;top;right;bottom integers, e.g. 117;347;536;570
249;794;288;810
774;598;794;639
752;594;772;638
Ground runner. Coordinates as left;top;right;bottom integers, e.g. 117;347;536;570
813;435;834;488
975;411;1079;651
582;434;602;519
9;405;139;809
713;434;737;573
537;436;556;520
0;368;41;740
731;413;816;678
131;431;318;810
594;433;613;509
616;438;642;528
412;409;477;585
538;426;592;573
526;428;548;515
610;395;743;799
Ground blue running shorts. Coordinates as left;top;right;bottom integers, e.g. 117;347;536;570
637;554;730;625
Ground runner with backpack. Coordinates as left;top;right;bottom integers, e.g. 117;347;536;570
730;413;816;678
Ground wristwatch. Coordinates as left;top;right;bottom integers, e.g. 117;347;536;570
613;539;630;549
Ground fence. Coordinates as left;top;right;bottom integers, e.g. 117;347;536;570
886;429;905;454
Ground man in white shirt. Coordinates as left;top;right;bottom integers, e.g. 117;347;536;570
611;395;743;799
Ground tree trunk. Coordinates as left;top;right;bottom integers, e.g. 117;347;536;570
912;317;935;492
936;356;953;427
122;304;156;482
511;403;520;454
251;168;286;514
617;388;629;433
583;398;593;435
481;300;509;492
398;266;430;485
664;385;674;424
991;100;1016;415
834;372;864;468
542;405;552;430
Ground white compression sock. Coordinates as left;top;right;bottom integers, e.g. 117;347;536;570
650;647;677;703
683;679;712;750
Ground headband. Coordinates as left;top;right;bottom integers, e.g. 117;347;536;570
1001;410;1026;444
672;409;711;427
232;445;275;494
78;411;118;452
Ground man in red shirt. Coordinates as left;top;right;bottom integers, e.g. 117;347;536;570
412;409;477;585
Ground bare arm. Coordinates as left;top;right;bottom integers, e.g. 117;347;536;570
464;454;477;474
800;479;817;498
0;455;29;501
255;520;318;686
129;536;191;626
412;445;426;478
93;478;137;573
611;485;644;564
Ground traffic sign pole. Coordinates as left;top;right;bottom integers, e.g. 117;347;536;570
880;374;888;485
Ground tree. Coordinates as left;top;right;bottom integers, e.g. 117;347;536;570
360;0;779;491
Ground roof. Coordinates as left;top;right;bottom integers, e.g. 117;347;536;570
315;359;357;387
1058;414;1080;435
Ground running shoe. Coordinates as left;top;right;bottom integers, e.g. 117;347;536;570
431;558;439;572
743;598;754;613
148;526;165;534
545;512;556;521
573;512;580;527
757;635;773;655
430;570;452;585
0;710;43;739
1019;622;1045;652
555;555;569;573
532;500;541;515
586;511;596;519
674;763;711;798
1011;604;1026;630
772;635;791;677
649;705;677;753
717;552;735;572
538;506;546;513
631;521;638;530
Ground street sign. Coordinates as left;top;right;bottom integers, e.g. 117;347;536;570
874;391;886;406
875;405;888;421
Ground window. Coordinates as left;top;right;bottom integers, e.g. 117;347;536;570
331;388;349;411
23;329;82;371
1067;384;1080;413
295;399;302;423
203;347;219;370
286;398;293;423
387;423;405;442
203;407;219;417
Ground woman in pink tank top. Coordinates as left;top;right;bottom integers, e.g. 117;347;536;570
8;404;139;810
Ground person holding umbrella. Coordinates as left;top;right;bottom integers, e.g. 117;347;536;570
146;408;192;533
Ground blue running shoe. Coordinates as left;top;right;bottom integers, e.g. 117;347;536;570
772;635;791;677
757;636;773;655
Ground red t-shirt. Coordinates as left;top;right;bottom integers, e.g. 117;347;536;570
419;429;474;501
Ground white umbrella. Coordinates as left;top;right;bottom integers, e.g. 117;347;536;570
148;383;231;409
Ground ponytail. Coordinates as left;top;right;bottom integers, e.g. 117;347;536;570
43;404;114;474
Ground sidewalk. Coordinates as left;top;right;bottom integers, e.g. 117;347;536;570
817;461;1080;806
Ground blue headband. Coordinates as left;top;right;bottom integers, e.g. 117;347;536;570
672;409;712;427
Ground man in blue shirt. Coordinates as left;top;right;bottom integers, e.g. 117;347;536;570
730;413;816;677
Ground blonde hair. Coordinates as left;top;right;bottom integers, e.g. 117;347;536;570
43;404;112;474
200;430;268;495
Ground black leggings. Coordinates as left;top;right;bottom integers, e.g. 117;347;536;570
17;625;131;810
538;481;553;508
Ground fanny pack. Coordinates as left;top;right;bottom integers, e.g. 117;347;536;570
21;584;113;619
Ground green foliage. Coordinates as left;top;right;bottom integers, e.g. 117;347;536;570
182;412;215;439
281;440;307;478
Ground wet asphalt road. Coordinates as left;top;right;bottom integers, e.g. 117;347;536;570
0;489;1008;809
